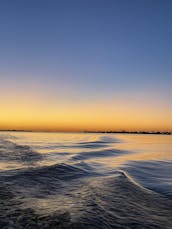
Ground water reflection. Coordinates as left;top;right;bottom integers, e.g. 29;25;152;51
0;132;172;228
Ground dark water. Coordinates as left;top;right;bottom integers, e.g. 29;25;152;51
0;132;172;228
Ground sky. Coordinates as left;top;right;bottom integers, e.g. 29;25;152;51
0;0;172;132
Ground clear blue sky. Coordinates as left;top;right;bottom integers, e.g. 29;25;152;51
0;0;172;131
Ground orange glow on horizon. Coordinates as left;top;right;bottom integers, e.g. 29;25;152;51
0;86;172;132
0;96;172;132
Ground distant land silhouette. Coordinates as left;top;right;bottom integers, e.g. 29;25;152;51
84;130;172;135
0;129;171;135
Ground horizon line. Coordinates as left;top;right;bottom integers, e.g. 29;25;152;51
0;129;171;134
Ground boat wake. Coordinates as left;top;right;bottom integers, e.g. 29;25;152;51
0;133;172;228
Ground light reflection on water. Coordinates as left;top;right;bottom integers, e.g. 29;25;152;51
1;132;171;167
0;132;172;228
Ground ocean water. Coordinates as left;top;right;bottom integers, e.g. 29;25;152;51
0;132;172;228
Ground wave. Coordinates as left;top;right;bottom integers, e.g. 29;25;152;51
0;139;42;166
38;135;121;151
0;163;92;198
0;164;172;228
0;133;172;228
71;149;130;161
77;136;120;149
124;160;172;198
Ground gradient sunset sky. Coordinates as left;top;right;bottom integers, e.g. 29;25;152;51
0;0;172;132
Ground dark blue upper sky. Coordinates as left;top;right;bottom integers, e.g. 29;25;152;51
0;0;172;130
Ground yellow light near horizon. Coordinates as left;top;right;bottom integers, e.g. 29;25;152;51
0;91;172;132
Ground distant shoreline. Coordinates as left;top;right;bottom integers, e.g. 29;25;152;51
83;131;172;135
0;130;171;135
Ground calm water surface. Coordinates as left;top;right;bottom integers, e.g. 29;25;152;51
0;132;172;228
